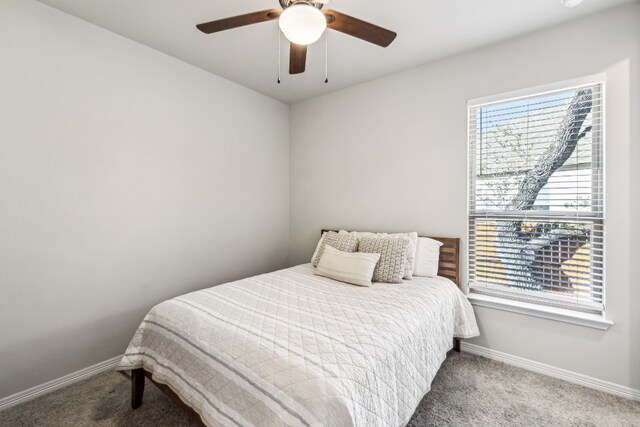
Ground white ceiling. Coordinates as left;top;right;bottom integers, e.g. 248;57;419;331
36;0;634;104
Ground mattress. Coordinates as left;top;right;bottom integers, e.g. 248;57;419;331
117;264;479;427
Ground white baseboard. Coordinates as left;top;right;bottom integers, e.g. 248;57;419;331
0;355;122;411
461;342;640;401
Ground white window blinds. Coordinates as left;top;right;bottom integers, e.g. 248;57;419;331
468;80;604;313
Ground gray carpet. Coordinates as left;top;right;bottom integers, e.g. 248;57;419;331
1;353;638;426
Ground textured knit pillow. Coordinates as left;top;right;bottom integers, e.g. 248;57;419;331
340;230;417;279
358;236;410;283
314;246;381;287
312;231;359;268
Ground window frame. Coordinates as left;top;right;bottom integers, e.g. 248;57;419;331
466;74;609;325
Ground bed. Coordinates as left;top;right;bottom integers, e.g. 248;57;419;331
117;235;479;426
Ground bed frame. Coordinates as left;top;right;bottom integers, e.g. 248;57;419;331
130;231;461;426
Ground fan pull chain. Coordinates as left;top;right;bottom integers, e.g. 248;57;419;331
324;29;329;84
277;27;281;84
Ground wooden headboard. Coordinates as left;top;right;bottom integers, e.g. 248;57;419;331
320;230;461;286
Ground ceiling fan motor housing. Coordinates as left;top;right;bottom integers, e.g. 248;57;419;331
279;0;326;11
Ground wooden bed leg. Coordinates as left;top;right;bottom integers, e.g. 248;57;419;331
131;368;145;409
453;338;461;352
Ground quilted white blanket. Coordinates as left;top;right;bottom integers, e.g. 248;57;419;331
117;264;479;427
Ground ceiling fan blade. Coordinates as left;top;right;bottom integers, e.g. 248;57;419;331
325;10;396;48
289;43;307;75
196;9;281;34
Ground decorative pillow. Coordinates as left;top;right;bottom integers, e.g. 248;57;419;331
358;236;410;283
312;231;359;268
310;232;327;265
314;246;381;287
413;237;443;277
399;232;418;279
340;230;418;279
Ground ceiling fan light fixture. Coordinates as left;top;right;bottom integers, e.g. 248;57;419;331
279;4;327;45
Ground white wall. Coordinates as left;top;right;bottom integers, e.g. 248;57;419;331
290;3;640;390
0;0;289;398
2;0;638;403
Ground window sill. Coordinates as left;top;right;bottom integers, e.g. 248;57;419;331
467;293;613;330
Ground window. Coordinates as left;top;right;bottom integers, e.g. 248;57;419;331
467;77;604;314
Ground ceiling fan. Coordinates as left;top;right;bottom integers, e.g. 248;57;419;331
196;0;397;75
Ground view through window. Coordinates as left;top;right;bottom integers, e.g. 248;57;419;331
468;80;604;313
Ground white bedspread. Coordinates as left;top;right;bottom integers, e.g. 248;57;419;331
117;264;479;427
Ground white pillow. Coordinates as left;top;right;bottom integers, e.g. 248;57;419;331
339;230;418;279
314;246;381;287
413;237;443;277
310;232;327;265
